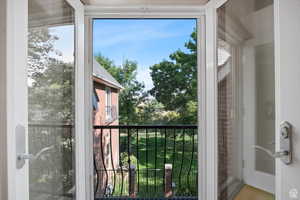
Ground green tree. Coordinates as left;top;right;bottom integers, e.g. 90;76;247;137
29;61;75;123
28;27;75;123
28;27;75;199
136;99;180;125
95;54;148;124
150;30;197;124
28;28;60;78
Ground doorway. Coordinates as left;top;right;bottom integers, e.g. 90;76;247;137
91;18;200;199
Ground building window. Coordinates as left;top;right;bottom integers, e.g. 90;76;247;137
105;87;112;119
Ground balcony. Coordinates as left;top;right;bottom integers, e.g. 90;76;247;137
28;124;198;199
93;125;198;199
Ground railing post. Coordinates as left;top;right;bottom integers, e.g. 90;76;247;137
165;164;173;198
129;165;136;198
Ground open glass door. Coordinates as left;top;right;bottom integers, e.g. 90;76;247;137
27;0;76;199
216;0;276;199
13;0;85;199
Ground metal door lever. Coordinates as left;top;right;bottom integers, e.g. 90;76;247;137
253;121;292;165
274;150;289;158
17;153;35;161
253;145;288;158
17;145;54;164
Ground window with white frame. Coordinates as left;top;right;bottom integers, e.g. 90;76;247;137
105;87;112;119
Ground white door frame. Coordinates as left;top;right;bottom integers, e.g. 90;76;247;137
204;1;229;200
6;0;28;199
68;0;91;200
84;5;207;200
4;0;89;200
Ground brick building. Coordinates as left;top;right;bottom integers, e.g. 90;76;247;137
92;59;123;196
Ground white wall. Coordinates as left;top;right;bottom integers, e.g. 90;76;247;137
0;0;8;199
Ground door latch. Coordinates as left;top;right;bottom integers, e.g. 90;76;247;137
278;121;292;165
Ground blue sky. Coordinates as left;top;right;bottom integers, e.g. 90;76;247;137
50;25;74;63
93;19;196;91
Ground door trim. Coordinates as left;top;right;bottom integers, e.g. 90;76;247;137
274;0;282;199
85;5;205;18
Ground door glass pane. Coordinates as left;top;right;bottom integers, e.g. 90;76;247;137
217;0;275;199
28;0;76;199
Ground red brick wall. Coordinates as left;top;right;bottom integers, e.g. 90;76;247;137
93;81;120;195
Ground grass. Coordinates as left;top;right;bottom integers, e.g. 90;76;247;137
104;128;198;198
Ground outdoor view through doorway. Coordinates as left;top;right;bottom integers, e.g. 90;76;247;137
92;19;199;198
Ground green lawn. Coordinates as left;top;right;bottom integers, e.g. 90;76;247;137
113;128;198;197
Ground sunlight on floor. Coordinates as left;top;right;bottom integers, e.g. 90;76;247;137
234;185;275;200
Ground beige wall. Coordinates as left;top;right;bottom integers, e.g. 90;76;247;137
0;0;8;199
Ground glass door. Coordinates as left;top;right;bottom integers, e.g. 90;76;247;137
216;0;275;199
23;0;86;199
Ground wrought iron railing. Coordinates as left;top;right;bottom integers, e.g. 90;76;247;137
93;125;198;199
27;124;198;200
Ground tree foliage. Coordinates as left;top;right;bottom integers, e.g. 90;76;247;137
28;28;74;123
28;27;75;199
136;99;180;125
28;28;60;77
29;61;74;123
150;30;197;124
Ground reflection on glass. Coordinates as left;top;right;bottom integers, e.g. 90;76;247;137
28;0;75;199
217;0;275;199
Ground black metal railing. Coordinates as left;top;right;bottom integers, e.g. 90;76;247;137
93;125;198;199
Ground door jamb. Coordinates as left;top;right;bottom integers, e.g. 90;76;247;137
274;0;281;199
204;1;229;200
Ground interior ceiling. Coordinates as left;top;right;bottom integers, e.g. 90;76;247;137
82;0;209;6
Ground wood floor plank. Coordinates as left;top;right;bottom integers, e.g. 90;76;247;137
234;185;275;200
